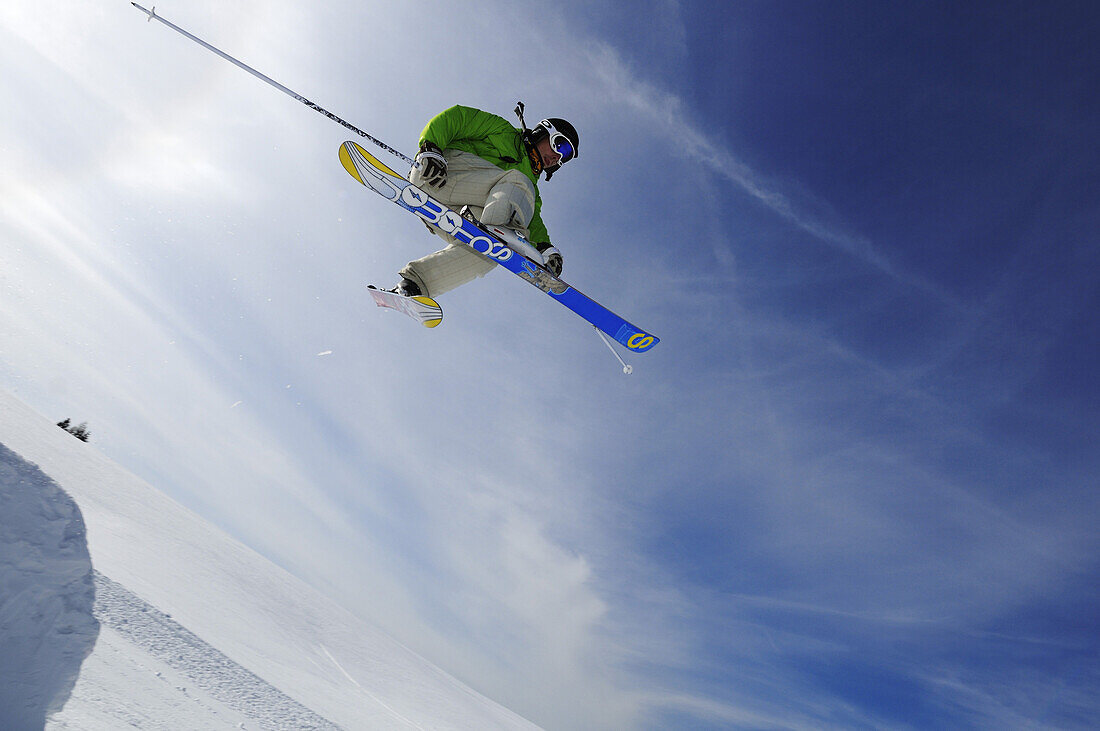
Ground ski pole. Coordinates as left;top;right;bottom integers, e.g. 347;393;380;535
131;3;414;166
593;326;633;375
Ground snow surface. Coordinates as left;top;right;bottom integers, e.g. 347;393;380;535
0;389;540;730
50;572;336;730
0;443;98;730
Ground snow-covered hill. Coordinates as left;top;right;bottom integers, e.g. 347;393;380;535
0;442;97;729
0;389;539;730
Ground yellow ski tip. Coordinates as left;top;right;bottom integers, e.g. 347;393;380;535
411;296;443;328
338;143;365;185
339;141;404;184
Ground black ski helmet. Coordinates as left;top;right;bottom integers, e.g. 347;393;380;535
530;118;579;181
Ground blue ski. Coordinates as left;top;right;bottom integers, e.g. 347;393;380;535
339;141;659;353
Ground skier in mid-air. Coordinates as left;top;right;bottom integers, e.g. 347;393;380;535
389;104;580;298
133;4;657;358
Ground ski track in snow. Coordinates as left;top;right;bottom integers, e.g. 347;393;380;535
80;571;341;730
320;645;423;731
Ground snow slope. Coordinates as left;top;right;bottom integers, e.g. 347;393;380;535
0;443;98;730
50;572;337;730
0;389;539;730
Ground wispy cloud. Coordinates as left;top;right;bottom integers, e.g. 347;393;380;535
571;41;971;312
583;45;886;258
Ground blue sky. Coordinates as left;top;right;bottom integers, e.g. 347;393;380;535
2;1;1098;728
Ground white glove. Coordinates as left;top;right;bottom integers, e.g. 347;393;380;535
536;244;563;276
415;141;447;187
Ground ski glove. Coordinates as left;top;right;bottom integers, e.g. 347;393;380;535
535;243;563;277
415;141;447;187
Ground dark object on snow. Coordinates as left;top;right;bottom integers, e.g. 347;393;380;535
57;419;90;443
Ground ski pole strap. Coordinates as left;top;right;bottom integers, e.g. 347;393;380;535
131;3;414;166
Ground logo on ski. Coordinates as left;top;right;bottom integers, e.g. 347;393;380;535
518;259;570;295
341;143;513;263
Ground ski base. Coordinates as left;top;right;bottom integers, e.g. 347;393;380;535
367;286;443;328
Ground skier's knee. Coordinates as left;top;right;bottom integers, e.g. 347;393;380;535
481;177;535;228
480;198;524;228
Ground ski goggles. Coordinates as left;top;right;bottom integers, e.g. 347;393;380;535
541;119;576;164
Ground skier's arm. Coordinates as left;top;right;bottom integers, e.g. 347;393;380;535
527;196;550;246
419;105;505;149
528;199;564;275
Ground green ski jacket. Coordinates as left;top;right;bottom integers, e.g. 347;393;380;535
418;105;550;245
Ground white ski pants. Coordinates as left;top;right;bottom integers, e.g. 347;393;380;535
401;150;536;297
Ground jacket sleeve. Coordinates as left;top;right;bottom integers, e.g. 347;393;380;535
527;196;550;245
418;105;508;150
